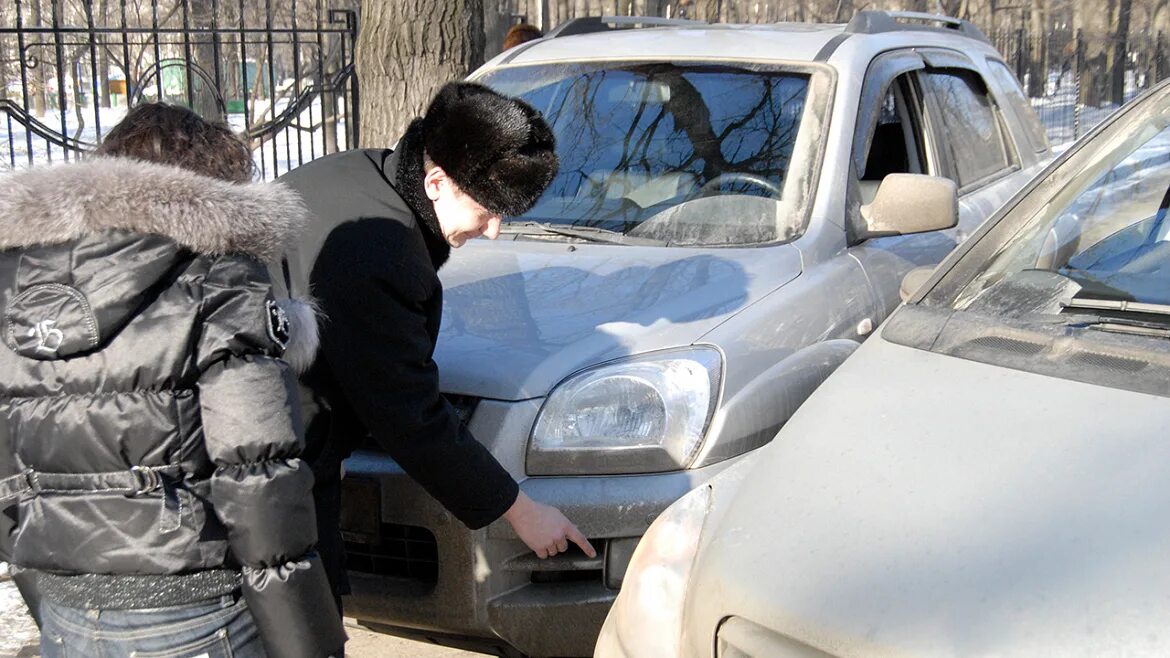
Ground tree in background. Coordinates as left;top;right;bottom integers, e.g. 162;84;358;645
1075;0;1133;105
355;0;486;145
1111;0;1134;104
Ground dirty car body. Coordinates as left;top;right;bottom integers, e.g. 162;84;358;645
340;12;1050;656
598;75;1170;658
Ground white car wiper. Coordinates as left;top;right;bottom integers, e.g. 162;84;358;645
1061;296;1170;317
499;221;664;246
1061;296;1170;338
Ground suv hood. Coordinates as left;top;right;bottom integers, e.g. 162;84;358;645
435;240;802;400
687;333;1170;657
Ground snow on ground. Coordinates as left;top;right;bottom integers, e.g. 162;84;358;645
1029;70;1154;146
0;564;39;657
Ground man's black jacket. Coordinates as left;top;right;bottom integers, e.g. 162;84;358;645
277;147;520;536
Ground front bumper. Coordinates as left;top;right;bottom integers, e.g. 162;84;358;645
340;401;738;657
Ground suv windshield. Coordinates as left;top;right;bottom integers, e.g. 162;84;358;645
477;62;818;246
951;89;1170;316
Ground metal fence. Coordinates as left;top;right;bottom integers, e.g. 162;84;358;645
989;28;1166;143
6;1;1170;174
0;0;359;177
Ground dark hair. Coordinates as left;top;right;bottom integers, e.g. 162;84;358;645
96;103;255;183
503;23;542;50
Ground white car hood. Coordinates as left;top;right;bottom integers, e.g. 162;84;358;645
688;334;1170;657
435;239;802;400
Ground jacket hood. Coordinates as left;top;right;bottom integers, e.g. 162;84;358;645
435;240;803;399
0;157;310;361
0;156;307;259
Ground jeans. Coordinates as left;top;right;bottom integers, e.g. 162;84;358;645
40;593;266;658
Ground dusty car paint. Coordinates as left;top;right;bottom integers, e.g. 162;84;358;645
435;241;802;400
617;337;1170;657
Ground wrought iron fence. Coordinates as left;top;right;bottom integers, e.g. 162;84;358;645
0;0;358;178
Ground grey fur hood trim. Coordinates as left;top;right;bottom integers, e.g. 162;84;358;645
276;296;320;374
0;156;307;259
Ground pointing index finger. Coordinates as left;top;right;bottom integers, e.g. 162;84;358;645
566;524;596;559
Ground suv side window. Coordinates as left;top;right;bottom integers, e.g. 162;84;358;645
919;69;1014;189
985;59;1051;155
858;75;929;203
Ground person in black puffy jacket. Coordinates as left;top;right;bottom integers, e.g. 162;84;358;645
0;103;344;658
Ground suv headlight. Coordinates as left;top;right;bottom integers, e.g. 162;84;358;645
527;347;722;475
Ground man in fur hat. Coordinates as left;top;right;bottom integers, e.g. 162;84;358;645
277;82;595;612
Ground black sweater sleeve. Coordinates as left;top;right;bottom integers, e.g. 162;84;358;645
313;221;519;529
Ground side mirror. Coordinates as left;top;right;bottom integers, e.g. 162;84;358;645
857;174;958;241
900;265;935;302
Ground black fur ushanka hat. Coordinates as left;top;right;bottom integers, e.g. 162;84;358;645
421;82;559;217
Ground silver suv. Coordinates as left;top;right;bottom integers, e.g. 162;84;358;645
340;12;1050;657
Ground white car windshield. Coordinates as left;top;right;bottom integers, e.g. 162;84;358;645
953;88;1170;313
477;62;817;246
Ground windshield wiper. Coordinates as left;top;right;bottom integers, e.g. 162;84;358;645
498;221;664;246
1061;296;1170;317
1060;296;1170;338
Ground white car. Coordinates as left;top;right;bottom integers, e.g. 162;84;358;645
341;11;1050;656
599;77;1170;658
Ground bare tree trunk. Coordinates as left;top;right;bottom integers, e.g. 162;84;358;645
483;0;510;63
1027;0;1047;97
321;88;339;153
355;0;486;146
69;49;87;141
189;0;223;120
1109;0;1132;105
1156;0;1170;36
0;3;11;101
31;0;47;116
938;0;961;17
833;0;853;22
99;0;112;108
957;0;973;22
1075;0;1111;106
1159;31;1169;83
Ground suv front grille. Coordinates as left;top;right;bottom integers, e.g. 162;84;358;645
344;523;438;585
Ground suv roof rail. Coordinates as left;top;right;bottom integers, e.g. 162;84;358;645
845;10;989;44
546;15;707;39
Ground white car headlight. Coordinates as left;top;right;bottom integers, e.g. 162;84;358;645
595;483;712;658
527;347;723;475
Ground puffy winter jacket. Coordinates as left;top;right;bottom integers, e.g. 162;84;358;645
0;157;345;657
